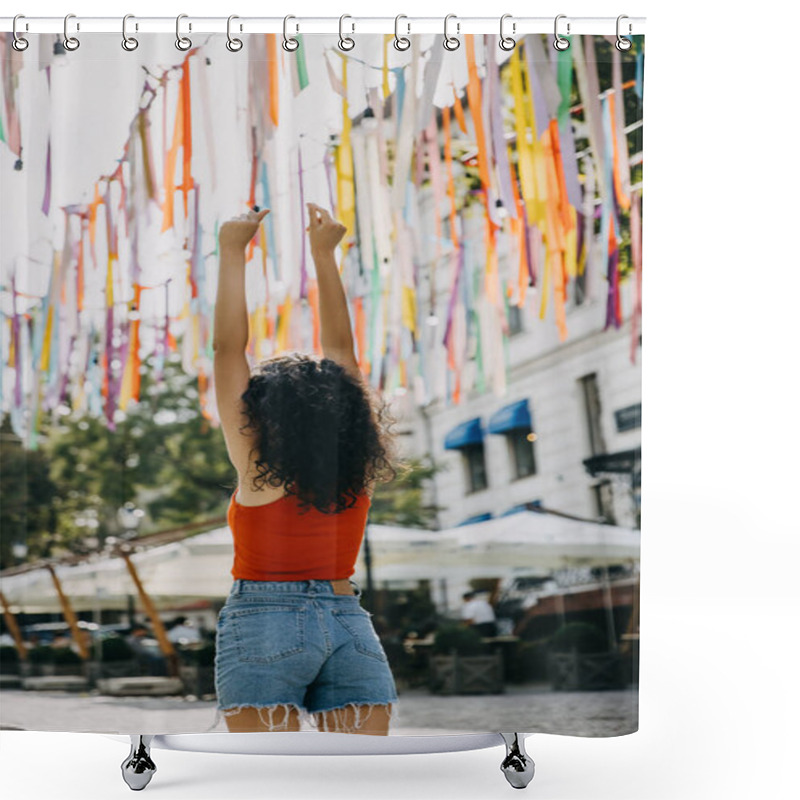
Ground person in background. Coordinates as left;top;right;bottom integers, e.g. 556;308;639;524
126;623;168;676
51;631;72;648
460;590;498;638
166;616;202;644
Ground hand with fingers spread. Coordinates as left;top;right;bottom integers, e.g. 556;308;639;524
306;203;347;256
219;207;270;252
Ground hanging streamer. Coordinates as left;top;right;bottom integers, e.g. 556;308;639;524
629;190;642;364
1;33;642;432
266;34;280;127
336;57;356;255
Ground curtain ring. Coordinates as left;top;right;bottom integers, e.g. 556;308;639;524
499;14;516;51
394;14;410;51
616;15;632;51
122;15;139;51
283;15;299;51
12;15;29;52
64;13;80;51
553;14;570;51
339;14;355;51
176;14;192;51
443;14;460;51
226;15;243;52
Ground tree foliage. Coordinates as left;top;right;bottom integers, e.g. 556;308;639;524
1;353;443;568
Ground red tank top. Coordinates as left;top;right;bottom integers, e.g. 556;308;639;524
227;487;371;581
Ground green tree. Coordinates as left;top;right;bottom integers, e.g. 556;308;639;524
368;455;445;529
0;414;59;569
23;353;234;558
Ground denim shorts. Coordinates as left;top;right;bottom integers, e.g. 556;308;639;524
210;579;399;733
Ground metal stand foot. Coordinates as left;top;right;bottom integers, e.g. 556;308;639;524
121;735;157;791
499;732;535;789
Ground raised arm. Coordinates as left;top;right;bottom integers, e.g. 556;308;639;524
306;202;360;375
213;208;269;476
213;208;269;351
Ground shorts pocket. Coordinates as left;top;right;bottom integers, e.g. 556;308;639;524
331;607;387;662
229;604;306;664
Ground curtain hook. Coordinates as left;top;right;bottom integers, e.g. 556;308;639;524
64;13;80;51
176;14;192;51
443;14;460;51
394;14;411;51
339;14;355;51
616;15;632;51
226;15;243;52
283;15;299;51
122;14;139;51
499;14;516;51
12;15;29;51
553;14;570;51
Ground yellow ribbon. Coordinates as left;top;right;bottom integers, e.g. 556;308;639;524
336;57;356;255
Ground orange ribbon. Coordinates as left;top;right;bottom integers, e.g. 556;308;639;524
266;34;280;128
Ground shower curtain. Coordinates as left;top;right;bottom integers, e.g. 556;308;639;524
0;27;644;737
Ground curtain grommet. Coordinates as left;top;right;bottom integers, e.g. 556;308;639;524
226;15;243;52
393;14;410;51
338;14;355;51
121;14;139;51
12;15;29;51
176;14;192;51
443;14;460;51
553;14;570;51
283;15;299;52
616;15;632;51
499;14;516;51
64;13;80;51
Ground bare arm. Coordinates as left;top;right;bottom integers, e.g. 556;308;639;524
306;203;359;366
213;244;249;351
213;209;269;476
213;209;269;351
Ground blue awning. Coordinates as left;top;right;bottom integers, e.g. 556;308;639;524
488;398;532;434
456;512;493;526
499;500;542;517
443;417;484;450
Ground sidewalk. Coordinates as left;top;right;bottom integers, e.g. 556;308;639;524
0;683;637;736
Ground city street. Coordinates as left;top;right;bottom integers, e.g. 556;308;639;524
0;683;637;737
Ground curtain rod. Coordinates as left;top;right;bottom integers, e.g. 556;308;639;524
1;16;646;37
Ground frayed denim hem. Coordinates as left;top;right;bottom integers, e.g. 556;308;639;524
307;700;401;733
205;699;399;734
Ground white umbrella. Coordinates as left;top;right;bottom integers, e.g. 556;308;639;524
0;513;639;613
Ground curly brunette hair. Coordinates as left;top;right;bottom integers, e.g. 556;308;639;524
237;351;400;514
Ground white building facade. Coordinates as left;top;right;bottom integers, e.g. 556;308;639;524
389;188;642;534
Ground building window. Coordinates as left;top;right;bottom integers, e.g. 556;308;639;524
443;417;487;495
614;403;641;432
592;479;617;525
461;442;488;493
507;427;536;478
579;373;606;455
487;399;535;480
